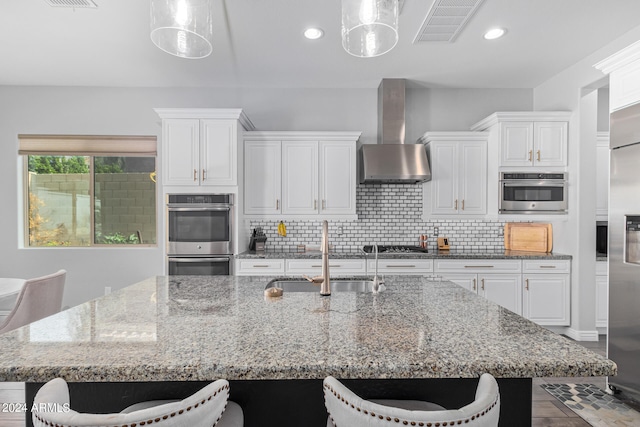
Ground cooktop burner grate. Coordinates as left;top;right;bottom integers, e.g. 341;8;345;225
362;245;428;253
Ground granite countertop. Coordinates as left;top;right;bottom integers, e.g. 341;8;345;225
0;275;612;383
237;249;573;260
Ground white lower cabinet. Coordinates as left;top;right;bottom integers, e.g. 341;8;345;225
521;260;571;326
596;261;608;328
285;259;367;276
435;259;570;323
367;259;434;275
235;259;285;276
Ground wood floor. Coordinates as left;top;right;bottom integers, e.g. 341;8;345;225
0;337;611;427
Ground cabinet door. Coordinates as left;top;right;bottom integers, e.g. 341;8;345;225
458;141;487;214
282;141;318;214
534;122;567;167
163;119;200;186
479;274;522;315
244;141;282;214
500;122;534;167
596;274;608;328
430;142;458;214
522;274;570;325
596;135;610;218
200;119;236;186
441;273;478;293
319;141;356;215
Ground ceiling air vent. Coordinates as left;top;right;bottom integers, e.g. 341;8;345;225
44;0;98;8
414;0;485;43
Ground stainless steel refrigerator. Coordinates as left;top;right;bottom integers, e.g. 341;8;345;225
609;101;640;405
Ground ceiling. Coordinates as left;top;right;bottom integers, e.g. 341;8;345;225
2;0;640;89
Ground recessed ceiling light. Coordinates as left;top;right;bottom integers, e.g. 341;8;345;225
304;27;324;40
484;28;506;40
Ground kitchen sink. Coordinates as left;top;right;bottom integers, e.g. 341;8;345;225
265;278;378;293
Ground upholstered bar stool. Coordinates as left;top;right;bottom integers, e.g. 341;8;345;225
32;378;243;427
0;269;66;334
324;373;500;427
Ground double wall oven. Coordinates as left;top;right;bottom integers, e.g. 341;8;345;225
167;194;233;275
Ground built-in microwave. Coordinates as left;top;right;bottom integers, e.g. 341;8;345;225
499;172;568;214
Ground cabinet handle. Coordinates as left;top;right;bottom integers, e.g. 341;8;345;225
454;199;458;210
481;278;485;290
473;278;477;291
385;265;416;268
314;200;317;210
193;169;197;182
202;169;206;181
537;150;541;161
322;200;326;210
461;199;465;210
276;199;280;210
539;265;557;269
528;150;533;162
464;265;494;268
253;265;270;268
312;264;341;268
525;278;529;290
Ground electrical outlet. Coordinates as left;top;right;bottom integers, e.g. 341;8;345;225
434;227;439;236
338;226;344;235
104;286;112;295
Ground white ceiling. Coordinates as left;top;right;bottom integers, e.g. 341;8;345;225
2;0;639;89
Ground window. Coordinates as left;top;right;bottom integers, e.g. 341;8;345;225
20;135;157;247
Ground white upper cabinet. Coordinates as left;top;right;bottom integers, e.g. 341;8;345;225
420;132;488;215
471;112;571;168
319;141;357;215
243;132;360;218
595;40;640;111
244;140;282;214
282;141;318;215
155;108;253;187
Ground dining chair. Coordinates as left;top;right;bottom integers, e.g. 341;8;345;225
32;377;244;427
0;269;66;334
324;373;500;427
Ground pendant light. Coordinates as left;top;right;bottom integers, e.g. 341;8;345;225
341;0;399;58
150;0;214;59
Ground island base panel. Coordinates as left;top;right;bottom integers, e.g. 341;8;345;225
25;378;531;427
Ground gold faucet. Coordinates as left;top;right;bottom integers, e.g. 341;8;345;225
303;220;331;296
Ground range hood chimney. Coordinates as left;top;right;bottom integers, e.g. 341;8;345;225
360;79;431;184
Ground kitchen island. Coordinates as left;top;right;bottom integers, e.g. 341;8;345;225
0;275;614;427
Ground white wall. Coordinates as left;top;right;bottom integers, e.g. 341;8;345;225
0;85;532;308
533;24;640;340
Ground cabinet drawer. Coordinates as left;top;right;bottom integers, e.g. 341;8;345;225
522;260;570;274
367;259;433;275
434;259;521;273
286;259;366;276
236;259;285;275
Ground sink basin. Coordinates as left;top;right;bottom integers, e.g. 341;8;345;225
265;279;378;293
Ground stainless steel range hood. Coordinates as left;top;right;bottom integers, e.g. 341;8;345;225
360;79;431;184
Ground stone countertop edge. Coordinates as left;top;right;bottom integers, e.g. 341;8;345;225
236;250;573;260
0;274;613;383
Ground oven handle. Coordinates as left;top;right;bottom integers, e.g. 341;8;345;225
168;257;231;263
501;181;566;187
167;206;231;212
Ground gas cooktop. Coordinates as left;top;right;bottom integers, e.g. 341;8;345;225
362;245;429;254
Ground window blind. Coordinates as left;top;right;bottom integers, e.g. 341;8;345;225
18;134;157;156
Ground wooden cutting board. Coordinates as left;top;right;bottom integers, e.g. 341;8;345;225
504;223;553;253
